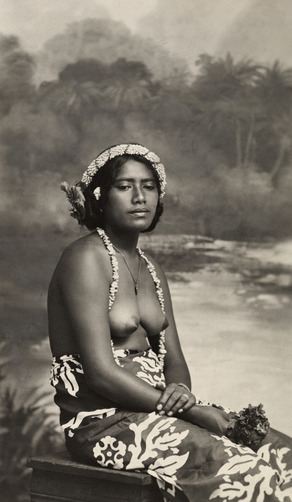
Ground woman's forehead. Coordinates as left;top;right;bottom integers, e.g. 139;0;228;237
116;159;155;179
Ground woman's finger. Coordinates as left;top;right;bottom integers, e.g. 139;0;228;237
166;393;190;416
177;395;196;414
160;390;188;415
156;384;177;412
156;385;196;416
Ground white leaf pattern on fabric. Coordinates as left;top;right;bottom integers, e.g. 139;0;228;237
215;452;263;476
62;408;117;436
258;444;292;483
92;412;189;488
210;465;276;501
132;353;166;387
50;356;84;397
127;413;189;470
209;435;285;501
212;434;255;458
275;448;292;485
93;436;127;469
275;481;292;502
61;366;80;397
210;479;250;501
148;452;189;487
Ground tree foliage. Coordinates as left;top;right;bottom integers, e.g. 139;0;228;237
0;35;35;115
1;30;292;239
0;347;63;501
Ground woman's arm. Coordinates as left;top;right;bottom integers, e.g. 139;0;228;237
151;258;230;434
144;255;197;415
158;265;191;388
56;239;163;412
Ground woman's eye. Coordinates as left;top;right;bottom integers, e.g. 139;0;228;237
143;185;155;191
117;185;131;191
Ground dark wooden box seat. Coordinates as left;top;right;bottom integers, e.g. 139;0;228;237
28;451;187;502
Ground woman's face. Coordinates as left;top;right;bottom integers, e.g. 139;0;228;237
104;159;159;233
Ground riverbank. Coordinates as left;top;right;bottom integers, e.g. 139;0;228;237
171;269;292;437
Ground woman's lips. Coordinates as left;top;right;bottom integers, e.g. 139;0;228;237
129;209;150;216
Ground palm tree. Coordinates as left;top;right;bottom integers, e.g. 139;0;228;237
103;58;154;110
193;53;264;168
39;79;104;118
0;374;63;501
255;61;292;183
0;35;36;115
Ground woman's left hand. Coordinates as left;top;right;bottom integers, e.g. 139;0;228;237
155;383;196;417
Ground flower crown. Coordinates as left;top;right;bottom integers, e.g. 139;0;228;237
82;143;166;198
60;143;166;223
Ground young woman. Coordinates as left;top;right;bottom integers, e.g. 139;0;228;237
48;143;292;502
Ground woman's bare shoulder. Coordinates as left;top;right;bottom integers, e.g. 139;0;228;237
55;232;111;281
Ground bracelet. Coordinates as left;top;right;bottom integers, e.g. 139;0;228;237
177;382;191;393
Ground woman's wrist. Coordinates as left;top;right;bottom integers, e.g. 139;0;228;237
177;382;191;393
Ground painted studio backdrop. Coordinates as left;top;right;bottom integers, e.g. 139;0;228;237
1;1;292;500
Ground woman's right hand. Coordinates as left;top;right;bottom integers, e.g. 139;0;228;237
155;383;196;417
187;405;230;436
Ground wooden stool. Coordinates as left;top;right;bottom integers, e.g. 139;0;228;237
28;451;184;502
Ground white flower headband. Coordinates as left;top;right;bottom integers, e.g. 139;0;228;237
61;143;166;223
82;143;166;199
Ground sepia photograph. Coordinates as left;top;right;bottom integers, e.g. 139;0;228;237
1;1;292;501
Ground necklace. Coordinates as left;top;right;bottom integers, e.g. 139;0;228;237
113;245;142;295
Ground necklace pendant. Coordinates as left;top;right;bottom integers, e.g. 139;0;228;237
112;244;141;295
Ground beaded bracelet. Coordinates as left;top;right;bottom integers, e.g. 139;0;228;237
177;382;191;393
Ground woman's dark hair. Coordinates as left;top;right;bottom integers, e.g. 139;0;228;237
81;154;163;232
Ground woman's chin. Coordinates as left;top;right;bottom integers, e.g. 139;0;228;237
106;214;154;234
126;218;153;233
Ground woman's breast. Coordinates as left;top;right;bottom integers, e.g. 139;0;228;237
109;295;168;338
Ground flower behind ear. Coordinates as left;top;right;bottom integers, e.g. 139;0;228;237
60;181;86;223
93;186;101;200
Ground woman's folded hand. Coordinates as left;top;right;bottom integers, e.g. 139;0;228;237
155;385;230;435
188;405;230;436
155;382;196;417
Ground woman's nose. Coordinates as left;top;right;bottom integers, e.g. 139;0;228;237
133;186;146;203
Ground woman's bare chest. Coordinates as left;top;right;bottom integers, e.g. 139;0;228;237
109;262;168;338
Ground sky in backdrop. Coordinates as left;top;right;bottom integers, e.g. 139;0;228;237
0;0;158;50
1;0;292;72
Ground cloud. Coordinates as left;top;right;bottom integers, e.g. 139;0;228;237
138;0;247;69
217;0;292;67
138;0;292;70
0;0;156;52
34;17;188;84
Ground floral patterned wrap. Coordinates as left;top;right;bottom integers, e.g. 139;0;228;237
50;348;166;440
50;348;292;502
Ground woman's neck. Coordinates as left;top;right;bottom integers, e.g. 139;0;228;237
103;225;139;256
